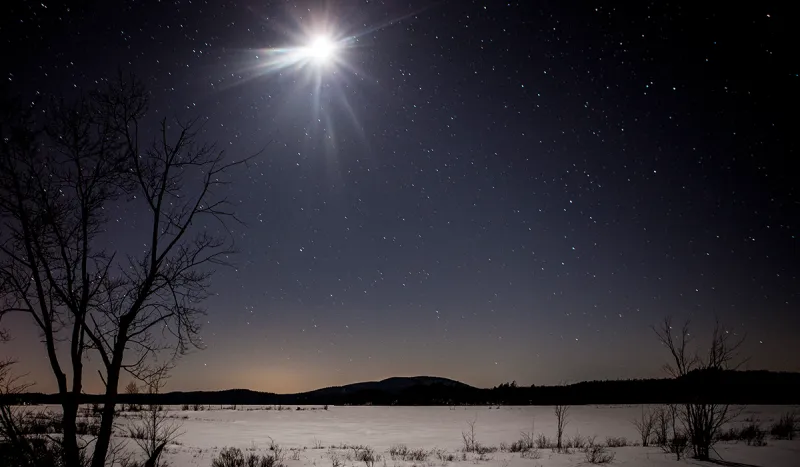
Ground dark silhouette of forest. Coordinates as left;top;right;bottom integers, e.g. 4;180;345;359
6;370;800;407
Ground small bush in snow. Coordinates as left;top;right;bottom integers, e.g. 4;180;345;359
771;412;797;440
520;448;541;460
716;426;741;442
329;451;343;467
406;448;429;462
387;445;427;462
431;448;455;464
567;433;586;450
584;445;615;464
389;444;409;460
507;431;535;452
211;447;286;467
740;422;767;446
604;436;627;448
474;445;497;455
355;447;377;467
534;434;552;450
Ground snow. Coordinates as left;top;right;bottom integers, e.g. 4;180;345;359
102;404;798;467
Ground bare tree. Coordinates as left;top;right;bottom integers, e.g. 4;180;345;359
652;405;669;447
125;381;140;412
461;416;478;452
649;404;688;460
0;74;255;467
652;317;745;460
128;365;182;467
554;404;569;452
631;405;656;447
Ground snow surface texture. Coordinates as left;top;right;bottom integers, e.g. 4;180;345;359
45;405;800;466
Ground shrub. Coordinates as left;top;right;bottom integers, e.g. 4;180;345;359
462;418;478;452
584;445;615;464
252;453;282;467
387;445;427;462
508;432;535;453
406;448;429;462
355;447;376;467
520;449;541;459
471;444;497;457
432;449;455;463
771;412;797;440
508;440;527;452
716;426;741;442
388;444;409;460
631;406;656;447
211;447;286;467
508;435;541;460
740;422;767;446
568;433;586;449
534;434;551;450
212;447;246;467
605;437;627;448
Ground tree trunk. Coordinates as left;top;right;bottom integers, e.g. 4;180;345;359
61;394;81;467
91;363;122;467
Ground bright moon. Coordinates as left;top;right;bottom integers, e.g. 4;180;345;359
305;36;336;63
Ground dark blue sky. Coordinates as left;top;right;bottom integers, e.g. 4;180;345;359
1;0;797;393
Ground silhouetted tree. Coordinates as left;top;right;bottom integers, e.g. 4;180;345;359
554;404;569;451
0;74;255;467
128;365;181;467
631;405;656;447
125;381;140;412
653;317;745;460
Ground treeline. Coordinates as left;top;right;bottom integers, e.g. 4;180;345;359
6;370;800;406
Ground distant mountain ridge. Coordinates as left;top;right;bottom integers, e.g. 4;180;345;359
305;376;472;396
7;371;800;406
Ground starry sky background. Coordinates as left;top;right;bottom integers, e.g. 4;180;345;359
1;0;797;394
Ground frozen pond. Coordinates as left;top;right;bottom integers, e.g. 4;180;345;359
24;404;800;466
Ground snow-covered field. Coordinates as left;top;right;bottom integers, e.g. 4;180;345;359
105;405;799;467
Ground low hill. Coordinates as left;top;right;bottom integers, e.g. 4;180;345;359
6;371;800;406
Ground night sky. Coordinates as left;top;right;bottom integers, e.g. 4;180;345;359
1;0;797;394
